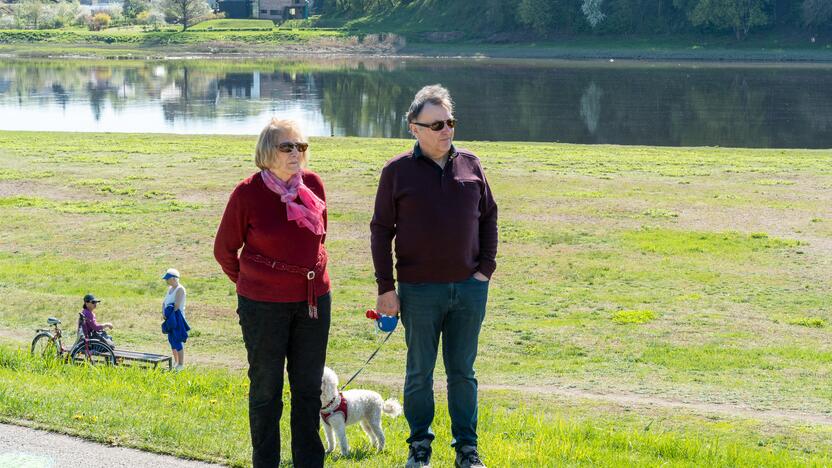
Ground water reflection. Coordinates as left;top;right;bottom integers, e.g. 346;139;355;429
1;59;831;148
580;82;603;134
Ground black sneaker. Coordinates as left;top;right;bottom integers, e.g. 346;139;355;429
405;439;432;468
455;445;485;468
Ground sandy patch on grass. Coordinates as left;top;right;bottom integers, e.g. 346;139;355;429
0;181;94;201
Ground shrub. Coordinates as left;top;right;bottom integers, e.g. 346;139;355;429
88;12;111;30
135;10;151;24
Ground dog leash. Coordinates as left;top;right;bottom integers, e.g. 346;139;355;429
339;331;394;392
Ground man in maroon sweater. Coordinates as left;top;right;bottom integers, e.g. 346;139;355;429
371;85;497;468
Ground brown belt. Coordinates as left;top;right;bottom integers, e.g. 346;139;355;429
243;249;327;319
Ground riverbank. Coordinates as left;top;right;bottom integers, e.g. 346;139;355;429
1;131;832;465
1;27;831;62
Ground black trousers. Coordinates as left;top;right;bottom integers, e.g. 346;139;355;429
237;293;331;468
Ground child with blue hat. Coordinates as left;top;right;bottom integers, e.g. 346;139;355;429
161;268;190;371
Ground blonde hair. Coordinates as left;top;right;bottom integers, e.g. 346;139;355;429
255;118;309;170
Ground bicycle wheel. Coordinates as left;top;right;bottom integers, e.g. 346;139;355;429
70;339;115;366
31;332;60;359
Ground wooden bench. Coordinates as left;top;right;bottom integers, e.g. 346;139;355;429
113;349;172;370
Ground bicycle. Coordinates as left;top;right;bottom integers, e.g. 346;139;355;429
31;315;116;366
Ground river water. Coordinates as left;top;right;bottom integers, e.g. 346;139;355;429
1;58;830;148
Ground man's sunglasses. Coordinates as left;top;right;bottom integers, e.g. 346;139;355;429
412;119;457;131
278;142;309;153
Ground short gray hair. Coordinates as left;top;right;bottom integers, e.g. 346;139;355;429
406;84;454;123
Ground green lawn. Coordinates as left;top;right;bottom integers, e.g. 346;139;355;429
188;19;276;31
1;131;832;465
1;26;831;61
2;347;828;467
0;27;343;43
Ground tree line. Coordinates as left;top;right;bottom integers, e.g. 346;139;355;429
320;0;832;40
1;0;212;31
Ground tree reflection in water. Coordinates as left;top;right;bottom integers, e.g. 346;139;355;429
0;59;830;148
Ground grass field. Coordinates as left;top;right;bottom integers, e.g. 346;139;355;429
0;27;397;59
188;19;277;31
0;27;344;45
1;25;831;61
1;131;832;465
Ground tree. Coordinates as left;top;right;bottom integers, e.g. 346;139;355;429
483;0;517;31
517;0;557;35
52;1;81;28
689;0;771;40
14;0;45;29
582;0;606;27
123;0;149;19
802;0;832;28
161;0;209;30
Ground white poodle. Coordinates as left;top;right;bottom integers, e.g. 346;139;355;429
319;366;402;456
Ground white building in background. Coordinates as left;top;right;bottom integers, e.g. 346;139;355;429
256;0;308;20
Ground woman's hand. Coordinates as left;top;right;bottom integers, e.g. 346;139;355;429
473;271;489;282
376;291;400;317
103;323;114;330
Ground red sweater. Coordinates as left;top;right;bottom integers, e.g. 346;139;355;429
214;170;330;303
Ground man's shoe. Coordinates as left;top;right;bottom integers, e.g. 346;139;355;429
405;439;432;468
455;445;485;468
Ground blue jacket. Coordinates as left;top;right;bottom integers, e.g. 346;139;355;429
162;304;190;343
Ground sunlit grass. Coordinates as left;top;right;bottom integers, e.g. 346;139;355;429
1;131;832;464
612;310;658;325
0;347;828;467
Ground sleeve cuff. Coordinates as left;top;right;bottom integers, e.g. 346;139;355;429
478;261;496;279
377;280;396;295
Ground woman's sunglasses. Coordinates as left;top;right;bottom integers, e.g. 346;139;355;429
412;119;457;131
278;142;309;153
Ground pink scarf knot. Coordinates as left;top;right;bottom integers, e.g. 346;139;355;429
261;170;326;236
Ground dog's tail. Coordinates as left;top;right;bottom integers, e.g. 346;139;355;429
382;398;402;418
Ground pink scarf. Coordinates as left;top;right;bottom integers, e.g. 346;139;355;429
261;170;326;236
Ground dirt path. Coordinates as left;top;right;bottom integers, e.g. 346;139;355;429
483;383;832;426
354;376;832;426
0;423;223;467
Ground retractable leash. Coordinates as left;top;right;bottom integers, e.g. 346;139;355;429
339;309;398;392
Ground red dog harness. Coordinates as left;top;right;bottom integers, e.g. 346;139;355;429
320;393;348;425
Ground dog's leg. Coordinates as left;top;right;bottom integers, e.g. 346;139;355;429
360;419;378;448
370;417;386;451
322;419;336;454
332;415;350;456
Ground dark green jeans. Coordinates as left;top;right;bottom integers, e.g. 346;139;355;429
398;276;489;448
237;293;331;468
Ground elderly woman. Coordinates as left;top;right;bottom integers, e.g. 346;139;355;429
214;118;330;468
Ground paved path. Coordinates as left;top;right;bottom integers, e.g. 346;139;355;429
0;423;224;468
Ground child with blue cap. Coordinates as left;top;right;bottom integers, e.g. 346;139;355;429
161;268;190;371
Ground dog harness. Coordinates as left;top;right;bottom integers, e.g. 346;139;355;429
320;392;348;426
